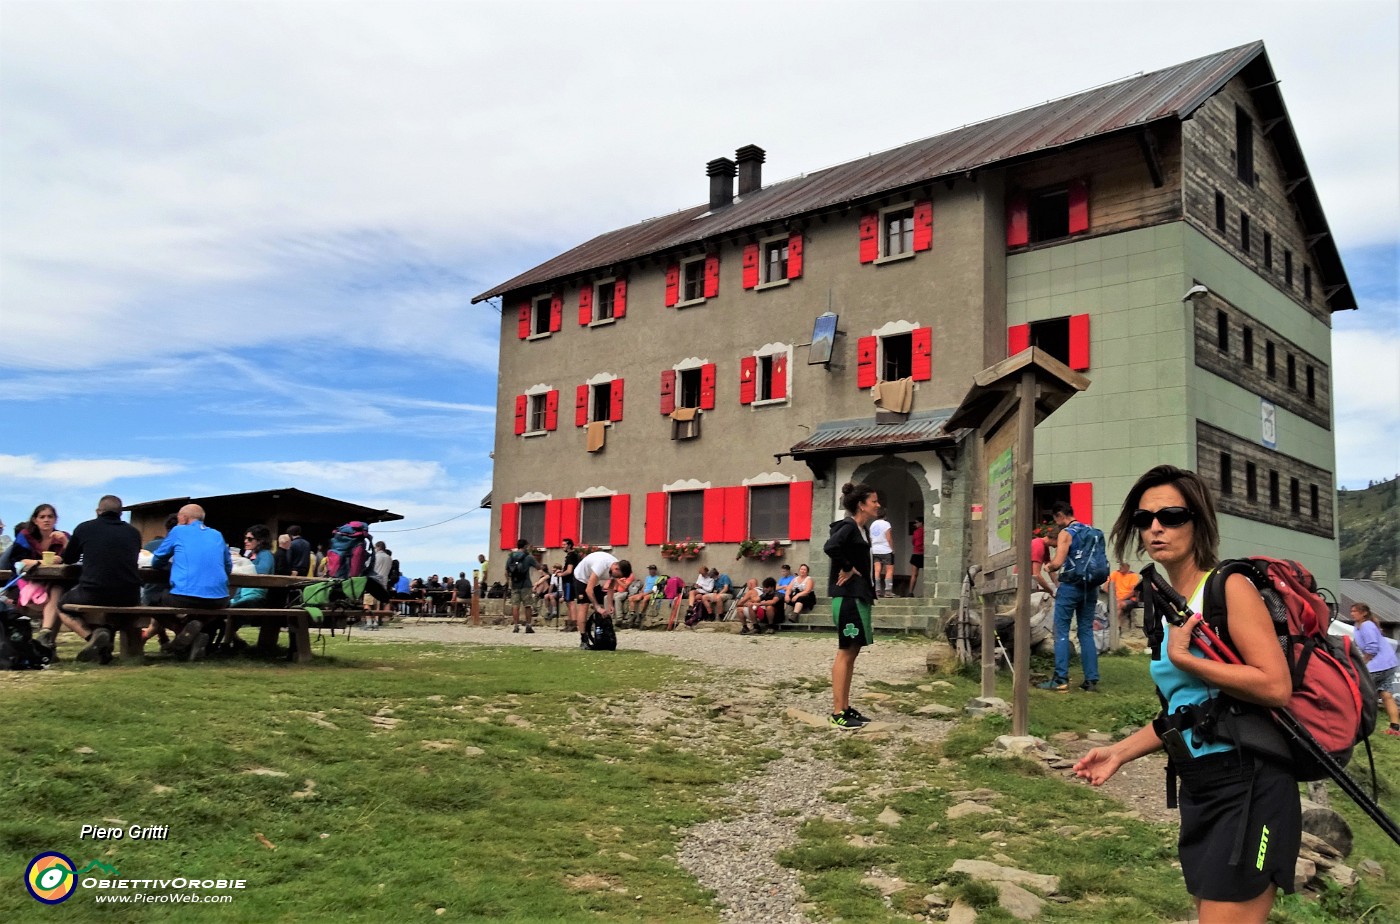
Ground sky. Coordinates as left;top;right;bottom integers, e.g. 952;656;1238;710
1;0;1397;579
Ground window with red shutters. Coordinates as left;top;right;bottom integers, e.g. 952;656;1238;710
559;497;580;544
660;369;676;415
788;481;813;540
739;356;757;404
858;213;879;263
702;487;726;543
722;486;747;542
543;499;562;548
704;254;720;298
1069;481;1094;526
787;233;803;279
645;492;667;545
517;303;531;340
578;286;593;326
614;278;628;318
499;502;519;551
1007;323;1030;357
609;494;629;546
609;378;624;421
544;389;559;430
514;395;527;435
1017;315;1090;371
770;354;788;400
665;264;680;307
910;327;932;381
741;243;760;289
699;363;716;409
856;336;877;389
1067;313;1090;371
575;384;588;427
913;200;933;251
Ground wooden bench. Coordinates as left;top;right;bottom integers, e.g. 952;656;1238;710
61;605;315;664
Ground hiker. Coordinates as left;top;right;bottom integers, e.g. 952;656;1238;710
1353;603;1400;737
869;509;895;598
1074;465;1298;924
560;539;582;631
686;566;715;619
1030;527;1057;596
703;568;734;618
1040;501;1102;692
775;564;795;598
55;495;143;663
2;504;84;648
751;577;782;633
824;482;880;729
274;534;292;575
1103;559;1142;635
907;517;924;596
573;549;631;647
151;504;232;660
504;539;541;634
623;564;659;624
784;562;817;619
733;579;762;633
285;526;311;577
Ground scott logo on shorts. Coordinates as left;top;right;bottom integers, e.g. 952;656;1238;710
1256;825;1270;870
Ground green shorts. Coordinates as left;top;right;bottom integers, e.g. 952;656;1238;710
831;597;873;649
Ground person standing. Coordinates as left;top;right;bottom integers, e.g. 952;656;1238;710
504;539;541;634
1041;501;1102;692
907;518;925;597
1352;603;1400;737
285;526;311;577
868;511;894;598
824;482;880;729
561;539;583;632
55;495;143;663
1074;465;1297;924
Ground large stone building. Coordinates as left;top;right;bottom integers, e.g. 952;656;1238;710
474;41;1352;622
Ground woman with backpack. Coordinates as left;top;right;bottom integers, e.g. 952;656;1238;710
1073;465;1297;924
823;482;880;730
1352;602;1400;737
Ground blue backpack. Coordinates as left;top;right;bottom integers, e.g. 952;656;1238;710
1060;522;1109;586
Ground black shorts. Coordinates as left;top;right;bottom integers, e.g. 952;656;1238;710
1176;751;1300;902
831;596;873;650
909;554;924;569
570;577;589;602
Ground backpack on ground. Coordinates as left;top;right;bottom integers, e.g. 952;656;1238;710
1059;522;1109;586
327;522;373;578
1146;557;1377;781
583;612;617;651
0;601;52;670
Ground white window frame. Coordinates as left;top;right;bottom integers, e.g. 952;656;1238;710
876;200;917;264
523;383;553;439
527;294;553;340
871;321;921;386
757;233;790;289
577;486;617;550
585;371;619;427
590;276;617;327
676;256;708;308
750;342;792;407
740;472;795;544
672;356;711;412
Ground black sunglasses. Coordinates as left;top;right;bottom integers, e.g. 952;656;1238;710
1131;507;1194;530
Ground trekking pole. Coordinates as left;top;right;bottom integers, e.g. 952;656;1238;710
1147;572;1400;846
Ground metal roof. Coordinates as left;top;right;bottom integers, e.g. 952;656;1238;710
125;488;403;524
1339;579;1400;623
788;409;961;458
475;41;1351;311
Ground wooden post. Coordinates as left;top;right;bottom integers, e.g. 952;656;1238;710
1012;369;1036;735
980;581;996;696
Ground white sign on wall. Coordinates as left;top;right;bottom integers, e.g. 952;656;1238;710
1261;398;1277;449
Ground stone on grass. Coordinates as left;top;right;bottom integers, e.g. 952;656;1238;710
1358;859;1385;878
786;707;831;728
947;788;1000;802
1326;863;1358;888
947;899;979;924
916;703;957;717
861;873;907;896
995;880;1045;921
1294;857;1317;891
1300;799;1353;857
877;806;903;827
992;735;1050;757
948;802;997;820
948;859;1059;894
965;696;1010;717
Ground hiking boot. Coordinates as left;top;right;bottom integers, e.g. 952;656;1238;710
34;628;56;650
740;626;751;635
1079;680;1099;693
844;707;871;726
1037;679;1069;692
169;619;203;656
188;632;208;662
524;626;535;634
512;625;520;633
78;627;112;664
829;711;863;730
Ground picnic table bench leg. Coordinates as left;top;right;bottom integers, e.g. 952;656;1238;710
291;613;311;663
118;617;144;661
256;621;280;653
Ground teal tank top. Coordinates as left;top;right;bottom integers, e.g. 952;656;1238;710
1148;572;1233;759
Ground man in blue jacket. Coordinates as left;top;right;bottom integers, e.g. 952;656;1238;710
152;504;231;660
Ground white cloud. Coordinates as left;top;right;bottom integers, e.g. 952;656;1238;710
0;454;185;487
235;459;449;493
1332;324;1400;486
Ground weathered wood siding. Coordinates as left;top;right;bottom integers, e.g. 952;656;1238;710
1196;421;1334;538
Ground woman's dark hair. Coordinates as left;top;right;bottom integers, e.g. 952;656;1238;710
839;482;877;515
23;504;56;544
1110;465;1220;570
247;523;272;552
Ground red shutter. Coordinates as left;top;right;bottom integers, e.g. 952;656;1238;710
1067;179;1089;234
741;243;760;289
739;355;757;404
1007;193;1029;247
665;264;680;306
858;213;878;263
609;378;624;421
575;384;589;427
613;278;627;318
1070;482;1094;526
913;200;933;251
544;390;559;431
1007;323;1030;357
771;354;788;400
703;254;720;298
513;394;527;435
559;498;580;544
911;327;932;381
856;336;877;389
724;486;748;542
578;287;592;326
788;481;813;540
544;499;562;548
517;303;531;339
660;369;676;415
549;296;562;332
645;492;667;545
499;502;519;551
700;363;716;409
610;494;630;547
702;488;726;543
787;232;803;279
1068;313;1091;371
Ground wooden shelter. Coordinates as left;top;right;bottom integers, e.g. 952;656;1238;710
125;489;402;550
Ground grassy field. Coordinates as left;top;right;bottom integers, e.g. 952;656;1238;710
1;636;1396;923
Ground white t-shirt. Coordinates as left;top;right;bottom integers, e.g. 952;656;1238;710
574;551;617;584
869;518;893;555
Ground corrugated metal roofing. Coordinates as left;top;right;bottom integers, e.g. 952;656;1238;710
788;410;960;457
475;42;1269;303
1340;579;1400;622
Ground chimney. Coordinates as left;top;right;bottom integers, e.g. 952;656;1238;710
706;157;736;210
735;145;766;196
1373;569;1389;583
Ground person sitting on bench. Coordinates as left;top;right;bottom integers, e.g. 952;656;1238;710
56;495;143;664
151;504;231;661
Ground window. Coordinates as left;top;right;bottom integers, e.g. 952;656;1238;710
1266;341;1276;379
1030;189;1070;242
1031;317;1070;366
1239;212;1250;253
1287;354;1297;390
762;239;789;283
1310;484;1320;519
580;497;612;546
1216;310;1229;352
1243;326;1254;365
1306;365;1315;402
1285;250;1293;287
679;367;702;409
1235;106;1255;184
759;355;779;401
591;381;612;423
1269;470;1280;509
515;388;558;435
1214;191;1226;232
594;281;615;322
682;258;706;302
519;502;546;549
1220;452;1233;495
1290;478;1301;514
884;207;915;256
881;332;912;381
1304;265;1312;301
1246;461;1258;502
1263;232;1273;270
528;394;548;433
667;491;704;542
532;295;553;336
748;485;789;539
